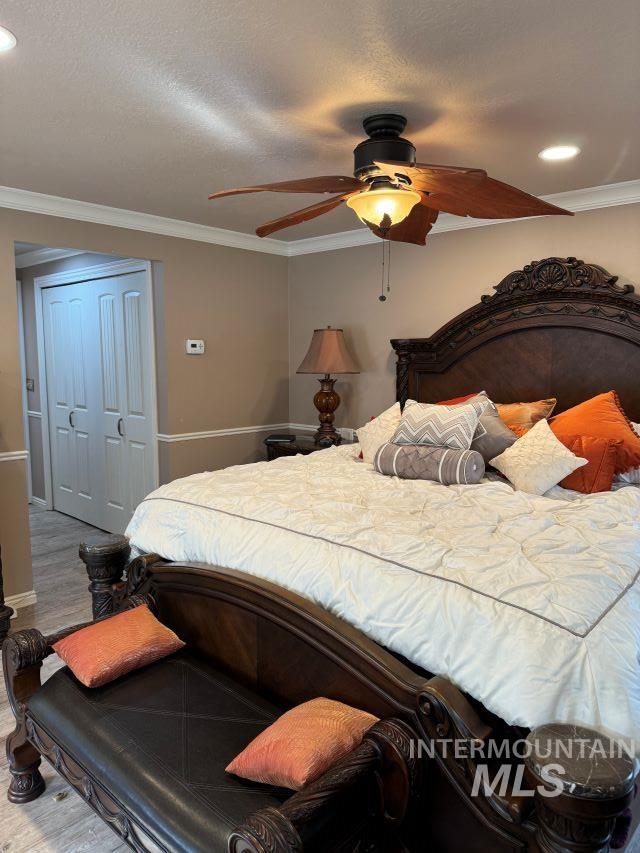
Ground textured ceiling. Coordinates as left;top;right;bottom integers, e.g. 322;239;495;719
1;0;639;240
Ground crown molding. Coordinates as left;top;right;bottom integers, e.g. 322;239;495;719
285;179;640;255
2;179;638;259
0;186;288;256
15;246;85;269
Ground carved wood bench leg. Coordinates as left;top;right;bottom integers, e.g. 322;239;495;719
79;535;130;619
3;630;51;804
3;633;49;804
6;722;45;804
525;724;636;853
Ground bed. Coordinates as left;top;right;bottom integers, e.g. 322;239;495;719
93;257;640;852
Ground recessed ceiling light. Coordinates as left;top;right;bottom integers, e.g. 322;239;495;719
0;25;16;51
538;145;581;162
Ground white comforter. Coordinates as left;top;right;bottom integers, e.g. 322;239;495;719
126;445;640;742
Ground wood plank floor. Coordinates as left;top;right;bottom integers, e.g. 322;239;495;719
1;507;127;852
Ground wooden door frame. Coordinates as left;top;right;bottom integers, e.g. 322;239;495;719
34;258;159;511
15;280;34;505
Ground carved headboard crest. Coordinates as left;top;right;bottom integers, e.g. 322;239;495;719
482;257;633;302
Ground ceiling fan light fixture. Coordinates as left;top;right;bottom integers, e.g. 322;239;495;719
346;187;421;229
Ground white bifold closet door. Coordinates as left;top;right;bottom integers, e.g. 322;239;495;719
43;271;155;533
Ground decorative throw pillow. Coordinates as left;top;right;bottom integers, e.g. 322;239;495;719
557;435;621;493
490;419;588;495
392;399;480;450
374;443;485;484
449;393;517;463
496;398;557;432
226;697;378;790
53;605;185;688
616;423;640;485
550;392;640;475
356;403;401;463
508;425;529;439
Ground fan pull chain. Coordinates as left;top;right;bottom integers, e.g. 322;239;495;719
387;240;391;295
379;239;392;302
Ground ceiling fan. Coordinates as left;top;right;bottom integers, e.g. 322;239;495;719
209;113;572;245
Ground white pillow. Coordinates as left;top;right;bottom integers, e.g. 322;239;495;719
616;423;640;485
356;403;402;463
490;419;588;495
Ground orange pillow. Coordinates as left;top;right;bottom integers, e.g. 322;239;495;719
551;392;640;475
53;605;184;688
557;436;622;493
496;398;557;432
225;697;378;790
509;425;529;439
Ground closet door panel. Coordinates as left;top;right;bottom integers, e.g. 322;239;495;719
118;273;155;508
96;283;129;532
44;285;101;526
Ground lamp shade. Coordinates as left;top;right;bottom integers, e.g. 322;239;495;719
296;327;359;375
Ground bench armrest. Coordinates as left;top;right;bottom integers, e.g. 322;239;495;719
228;718;418;853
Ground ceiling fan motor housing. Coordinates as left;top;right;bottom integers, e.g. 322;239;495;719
353;114;416;180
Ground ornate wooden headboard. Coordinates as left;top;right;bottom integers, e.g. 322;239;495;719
391;257;640;421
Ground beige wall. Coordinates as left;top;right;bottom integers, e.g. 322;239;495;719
289;204;640;430
1;208;288;598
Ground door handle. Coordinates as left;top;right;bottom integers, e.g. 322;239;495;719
117;417;125;437
68;410;76;428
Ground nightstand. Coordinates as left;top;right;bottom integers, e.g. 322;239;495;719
264;434;354;461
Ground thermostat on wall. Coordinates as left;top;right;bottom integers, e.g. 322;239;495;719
186;339;205;355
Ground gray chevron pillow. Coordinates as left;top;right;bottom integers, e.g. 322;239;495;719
392;399;480;450
374;443;485;484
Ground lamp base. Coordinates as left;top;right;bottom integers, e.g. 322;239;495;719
313;376;342;446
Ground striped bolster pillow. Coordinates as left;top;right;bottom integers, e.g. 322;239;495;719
373;442;485;485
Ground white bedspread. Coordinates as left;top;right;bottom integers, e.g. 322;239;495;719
126;445;640;742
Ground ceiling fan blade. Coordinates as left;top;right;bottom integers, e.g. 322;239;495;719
375;161;571;218
366;194;439;245
255;193;354;238
423;177;572;219
209;176;362;200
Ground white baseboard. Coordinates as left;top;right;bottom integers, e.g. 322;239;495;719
6;589;37;616
30;496;48;507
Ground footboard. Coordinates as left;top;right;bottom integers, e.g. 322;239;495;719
77;541;636;852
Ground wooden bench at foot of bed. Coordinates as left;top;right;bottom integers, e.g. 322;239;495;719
54;536;636;852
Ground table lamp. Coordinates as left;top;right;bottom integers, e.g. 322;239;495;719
296;326;359;445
